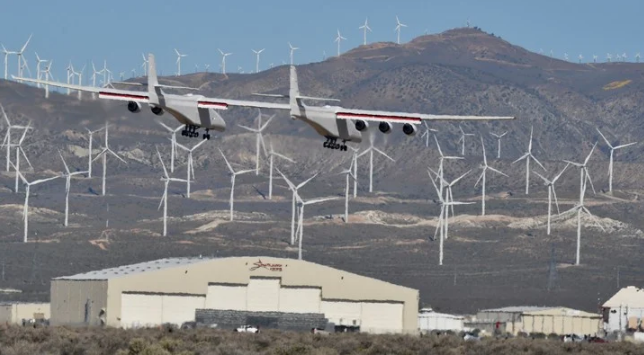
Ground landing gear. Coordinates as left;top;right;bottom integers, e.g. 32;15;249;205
323;137;347;151
181;125;201;139
202;129;211;140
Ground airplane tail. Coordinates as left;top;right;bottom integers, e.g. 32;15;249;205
289;65;300;110
147;54;160;104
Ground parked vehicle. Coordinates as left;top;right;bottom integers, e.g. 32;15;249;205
234;325;260;333
562;334;584;343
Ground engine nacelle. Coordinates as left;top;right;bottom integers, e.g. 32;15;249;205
150;105;164;116
355;120;369;132
127;101;141;113
402;123;417;136
378;121;393;134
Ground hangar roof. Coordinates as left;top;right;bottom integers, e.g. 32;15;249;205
55;257;213;280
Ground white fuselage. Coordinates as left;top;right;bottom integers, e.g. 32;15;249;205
154;94;226;131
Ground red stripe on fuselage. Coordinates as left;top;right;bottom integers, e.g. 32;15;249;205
198;101;229;108
336;112;421;122
99;92;149;100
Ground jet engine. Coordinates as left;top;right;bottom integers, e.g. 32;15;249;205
127;101;141;113
378;121;393;134
402;123;417;136
150;105;164;116
355;120;368;132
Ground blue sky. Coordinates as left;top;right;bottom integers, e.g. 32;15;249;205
1;0;642;82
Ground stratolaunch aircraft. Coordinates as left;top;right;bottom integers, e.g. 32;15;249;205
15;54;515;150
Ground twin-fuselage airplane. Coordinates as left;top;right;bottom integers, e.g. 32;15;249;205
15;54;515;150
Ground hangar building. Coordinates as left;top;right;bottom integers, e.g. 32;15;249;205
51;256;418;334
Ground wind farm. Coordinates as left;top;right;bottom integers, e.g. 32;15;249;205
0;17;643;341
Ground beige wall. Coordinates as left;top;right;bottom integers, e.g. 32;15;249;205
0;303;50;324
51;280;107;326
513;315;601;335
58;257;418;332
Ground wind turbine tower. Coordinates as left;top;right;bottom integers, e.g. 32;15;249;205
13;124;33;194
394;16;407;44
278;169;317;245
334;29;347;56
219;149;254;221
59;151;88;227
13;162;58;243
457;125;475;156
490;131;508;159
174;49;187;76
175;139;207;198
218;49;232;74
358;135;395;193
288;42;298;65
252;48;264;73
156;149;188;237
596;127;637;193
534;164;569;235
158;122;185;173
359;18;372;45
475;137;507;216
512;126;545;194
93;123;127;196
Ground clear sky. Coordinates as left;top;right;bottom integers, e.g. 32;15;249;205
1;0;642;82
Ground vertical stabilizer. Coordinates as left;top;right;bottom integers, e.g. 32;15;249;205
289;65;300;110
147;53;160;104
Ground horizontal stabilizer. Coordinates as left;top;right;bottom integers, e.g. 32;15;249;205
297;95;340;102
252;93;289;99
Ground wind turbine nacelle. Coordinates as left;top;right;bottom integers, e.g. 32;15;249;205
355;120;368;132
402;123;417;136
150;105;164;116
378;121;393;134
127;101;141;113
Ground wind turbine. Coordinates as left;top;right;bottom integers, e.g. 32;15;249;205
175;140;207;198
238;111;273;175
578;54;583;63
334;29;347;56
563;142;598;203
596;127;637;193
428;169;474;265
420;122;438;147
34;53;47;87
204;64;210;73
1;44;16;80
266;140;294;199
457;125;475;156
59;151;88;227
490;131;508;159
512;126;545;194
156;149;188;237
358;135;395;193
1;105;29;172
534;164;569;235
141;53;149;74
92;123;127;196
434;135;464;198
13;124;33;193
394;16;407;44
12;162;58;243
339;162;358;222
218;49;232;74
288;42;298;65
295;194;338;260
475;137;508;216
277;169;318;245
85;126;105;178
636;53;641;63
593;54;598;63
41;60;53;98
219;149;254;221
606;53;612;63
174;49;186;76
359;18;372;45
15;35;32;82
72;65;86;100
252;48;264;73
562;146;604;265
101;60;112;86
158;121;186;173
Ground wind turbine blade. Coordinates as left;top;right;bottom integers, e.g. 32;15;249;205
156;149;169;178
474;171;484;188
304;197;338;205
451;170;471;186
297;173;318;189
427;170;442;200
488;166;508;177
218;148;234;173
19;148;33;170
237;124;259;133
552;185;561;215
530;155;546;170
273;152;294;163
236;169;255;175
174;141;189;152
585;168;596;195
562;160;583;167
157;121;174;132
552;163;570;183
595;127;612;148
373;148;395;162
158;189;166;211
31;176;59;185
259;115;274;131
434;135;443;157
480;136;487;165
533;171;550;184
614;142;637;149
584;142;597;165
58;150;70;174
512;153;530;164
276;168;295;190
582;206;606;232
108;149;127;164
191;139;207;151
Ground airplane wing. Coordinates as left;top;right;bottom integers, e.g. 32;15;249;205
11;76;150;103
197;97;290;111
335;108;515;124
